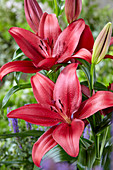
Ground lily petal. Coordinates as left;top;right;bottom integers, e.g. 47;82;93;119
53;63;82;119
76;25;94;51
52;119;84;157
53;19;85;62
38;13;62;47
81;84;91;98
110;37;113;46
101;107;113;116
24;0;43;33
71;48;92;63
32;127;57;167
31;73;54;105
9;27;48;65
7;104;63;126
75;91;113;119
0;61;39;81
37;58;57;70
104;54;113;59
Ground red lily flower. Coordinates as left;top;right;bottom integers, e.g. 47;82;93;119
7;63;113;167
0;0;93;81
0;18;89;80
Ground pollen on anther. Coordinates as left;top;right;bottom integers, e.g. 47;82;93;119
39;45;43;50
60;108;63;113
40;40;44;46
45;46;47;51
50;106;53;111
58;99;64;108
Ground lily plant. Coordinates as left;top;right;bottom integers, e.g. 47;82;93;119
1;0;113;169
7;63;113;167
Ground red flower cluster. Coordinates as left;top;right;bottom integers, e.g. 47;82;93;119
1;0;113;168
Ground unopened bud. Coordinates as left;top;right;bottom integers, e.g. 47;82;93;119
24;0;43;33
92;22;112;64
65;0;82;24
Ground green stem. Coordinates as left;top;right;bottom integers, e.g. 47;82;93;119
90;63;101;165
90;63;95;96
54;0;58;17
96;134;100;158
90;63;96;127
92;134;101;167
100;127;109;157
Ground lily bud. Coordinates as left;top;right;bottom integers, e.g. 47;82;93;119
65;0;82;24
92;22;112;64
24;0;43;33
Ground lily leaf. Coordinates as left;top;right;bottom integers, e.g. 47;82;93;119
80;137;94;150
2;83;31;108
77;141;95;169
12;48;24;61
0;160;29;165
45;144;77;163
79;65;91;87
77;58;91;70
94;82;107;91
95;112;112;134
0;130;44;139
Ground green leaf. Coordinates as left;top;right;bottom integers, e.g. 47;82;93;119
54;0;65;17
49;63;68;72
14;72;22;85
80;137;94;150
42;63;67;82
77;58;91;70
79;65;91;87
44;145;77;163
12;48;24;61
80;81;88;86
94;112;102;126
2;83;31;108
0;130;44;139
95;112;112;134
77;141;95;169
94;82;107;91
33;165;40;170
0;160;28;165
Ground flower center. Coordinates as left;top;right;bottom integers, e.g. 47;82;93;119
58;99;71;124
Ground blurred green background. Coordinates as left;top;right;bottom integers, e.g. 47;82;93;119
0;0;113;169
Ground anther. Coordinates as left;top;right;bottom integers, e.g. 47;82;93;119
58;99;64;108
39;45;43;50
59;99;61;104
54;110;57;113
47;37;49;44
60;108;63;113
45;46;47;51
52;39;53;45
50;106;53;111
40;40;44;46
